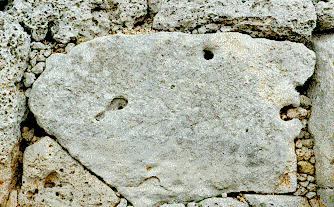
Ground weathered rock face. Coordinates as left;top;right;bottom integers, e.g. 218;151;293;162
315;0;334;31
197;197;248;207
309;34;334;205
153;0;316;41
0;12;30;204
29;32;315;206
10;0;148;43
244;195;310;207
0;87;26;204
173;197;249;207
19;137;120;207
0;13;30;85
318;188;334;206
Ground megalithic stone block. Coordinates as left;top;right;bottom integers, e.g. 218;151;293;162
29;32;315;206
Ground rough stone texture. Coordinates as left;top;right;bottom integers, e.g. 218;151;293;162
161;204;186;207
10;0;148;43
244;195;310;207
197;197;248;207
148;0;161;15
309;34;334;207
148;197;249;207
0;13;30;85
318;188;334;207
0;87;26;205
309;34;334;188
153;0;317;41
0;12;30;205
18;136;120;207
29;32;315;206
315;0;334;31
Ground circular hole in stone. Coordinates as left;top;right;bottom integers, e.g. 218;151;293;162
108;96;128;110
203;49;214;60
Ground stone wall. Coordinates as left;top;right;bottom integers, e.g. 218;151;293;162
0;0;333;206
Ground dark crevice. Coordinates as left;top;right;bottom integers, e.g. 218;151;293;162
18;22;32;36
21;112;48;137
9;111;48;192
0;0;12;11
297;76;317;96
9;138;28;191
132;0;153;28
0;0;8;11
45;21;56;42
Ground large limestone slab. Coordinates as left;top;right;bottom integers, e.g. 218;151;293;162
309;34;334;207
153;0;316;41
19;137;120;207
244;195;310;207
29;32;315;206
309;34;334;189
0;13;30;204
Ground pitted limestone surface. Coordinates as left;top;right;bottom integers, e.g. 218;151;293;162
29;32;315;206
0;12;30;204
19;137;120;207
0;13;30;85
153;0;316;41
10;0;148;43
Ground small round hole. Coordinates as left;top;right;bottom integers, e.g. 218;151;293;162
203;49;214;60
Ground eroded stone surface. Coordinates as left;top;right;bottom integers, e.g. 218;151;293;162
10;0;148;43
315;0;334;31
153;0;316;41
244;195;310;207
0;13;30;85
309;34;334;189
0;12;30;205
19;136;120;207
309;34;334;207
29;32;315;206
318;188;334;207
197;197;248;207
0;87;25;204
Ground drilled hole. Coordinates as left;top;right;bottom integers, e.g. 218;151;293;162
95;96;128;121
107;97;128;111
203;49;214;60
